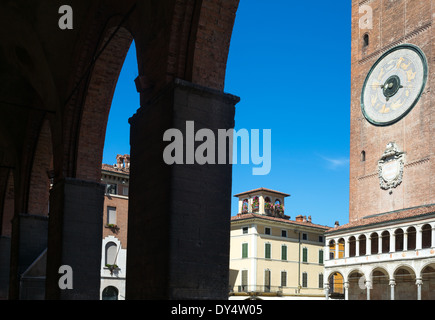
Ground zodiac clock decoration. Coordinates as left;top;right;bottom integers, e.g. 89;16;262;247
361;44;427;126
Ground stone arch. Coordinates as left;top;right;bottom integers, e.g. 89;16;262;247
370;267;390;300
393;265;417;300
392;263;417;278
420;263;435;300
327;271;344;299
347;269;366;300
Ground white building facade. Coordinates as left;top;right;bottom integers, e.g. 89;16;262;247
324;208;435;300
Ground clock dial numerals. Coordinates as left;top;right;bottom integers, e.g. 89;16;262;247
361;44;427;126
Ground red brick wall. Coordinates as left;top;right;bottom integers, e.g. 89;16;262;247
349;0;434;221
75;27;133;182
28;119;53;216
102;195;129;248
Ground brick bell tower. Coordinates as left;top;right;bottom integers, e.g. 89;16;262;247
349;0;434;222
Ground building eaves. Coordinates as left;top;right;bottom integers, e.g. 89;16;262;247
233;188;290;198
325;204;435;236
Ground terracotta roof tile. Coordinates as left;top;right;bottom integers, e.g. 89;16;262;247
326;204;435;234
101;163;130;175
231;213;330;230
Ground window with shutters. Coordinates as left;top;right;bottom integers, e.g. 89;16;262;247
302;247;308;263
265;243;271;259
242;243;248;258
107;206;117;225
302;272;308;288
264;269;271;292
319;249;324;264
318;273;324;289
281;271;287;287
281;245;287;261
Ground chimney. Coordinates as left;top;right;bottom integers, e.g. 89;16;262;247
303;215;307;222
124;154;130;169
116;154;124;169
295;215;303;222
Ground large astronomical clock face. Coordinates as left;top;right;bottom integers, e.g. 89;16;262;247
361;44;428;126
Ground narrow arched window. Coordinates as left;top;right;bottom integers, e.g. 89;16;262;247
422;224;432;248
361;150;366;162
252;196;259;212
363;33;369;47
242;199;249;213
102;286;119;300
105;242;117;265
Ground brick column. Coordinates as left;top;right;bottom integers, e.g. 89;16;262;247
45;178;105;299
8;214;48;299
0;236;10;299
126;79;239;299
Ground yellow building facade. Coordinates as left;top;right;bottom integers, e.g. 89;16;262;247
229;188;330;298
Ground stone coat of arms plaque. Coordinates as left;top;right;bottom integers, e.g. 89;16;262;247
378;142;404;190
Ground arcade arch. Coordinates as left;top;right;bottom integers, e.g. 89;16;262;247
0;0;240;300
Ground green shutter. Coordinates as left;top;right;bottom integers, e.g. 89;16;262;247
319;249;324;264
242;243;248;258
265;243;271;259
302;273;308;288
318;273;324;289
281;245;287;260
265;270;271;292
281;271;287;287
303;247;308;262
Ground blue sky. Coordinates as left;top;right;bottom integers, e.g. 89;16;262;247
103;1;352;227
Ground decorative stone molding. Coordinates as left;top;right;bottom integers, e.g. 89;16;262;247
358;22;432;65
378;142;404;191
